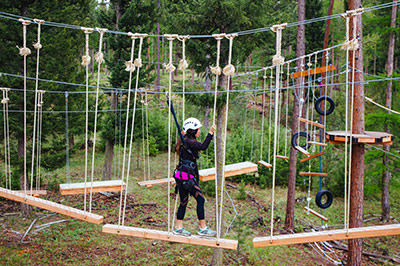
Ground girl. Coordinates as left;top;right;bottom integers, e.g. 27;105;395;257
173;117;216;236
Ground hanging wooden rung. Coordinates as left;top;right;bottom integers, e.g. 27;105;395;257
60;180;126;195
300;152;324;163
307;141;328;147
253;223;400;247
15;190;47;197
137;178;175;188
276;155;289;160
295;146;310;156
299;172;327;177
258;160;272;168
199;162;258;181
297;117;325;129
102;224;238;250
0;187;103;224
304;207;329;222
290;64;336;79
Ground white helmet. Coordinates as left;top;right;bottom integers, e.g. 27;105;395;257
182;117;202;133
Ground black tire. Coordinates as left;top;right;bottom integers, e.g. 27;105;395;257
315;96;335;116
291;131;311;150
315;189;333;209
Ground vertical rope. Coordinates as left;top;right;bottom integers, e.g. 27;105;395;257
18;18;31;196
284;63;290;157
268;68;274;163
250;73;257;162
81;27;94;214
121;34;148;227
164;34;177;234
218;33;238;240
36;90;44;190
145;91;151;179
1;88;11;189
260;68;268;161
117;33;138;227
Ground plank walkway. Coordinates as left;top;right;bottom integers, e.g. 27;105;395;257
199;162;258;181
60;180;125;195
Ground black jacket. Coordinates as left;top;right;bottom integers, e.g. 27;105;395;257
180;133;213;162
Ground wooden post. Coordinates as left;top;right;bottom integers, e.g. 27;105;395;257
348;2;365;265
285;0;305;231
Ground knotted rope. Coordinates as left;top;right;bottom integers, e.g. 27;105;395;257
177;35;190;120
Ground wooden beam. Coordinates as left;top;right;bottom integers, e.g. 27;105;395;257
137;178;175;188
300;152;324;163
199;162;258;181
276;155;289;160
258;160;272;168
326;131;394;145
15;190;47;197
0;187;103;224
304;207;329;222
298;117;325;129
102;224;238;250
290;64;336;79
253;224;400;247
307;141;328;147
60;180;125;195
295;146;310;156
299;172;328;177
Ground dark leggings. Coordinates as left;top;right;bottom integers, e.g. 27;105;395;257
175;179;205;220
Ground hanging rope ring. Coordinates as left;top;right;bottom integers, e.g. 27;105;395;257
315;96;335;116
315;190;333;209
291;131;311;150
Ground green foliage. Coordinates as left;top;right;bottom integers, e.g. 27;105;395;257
236;181;248;200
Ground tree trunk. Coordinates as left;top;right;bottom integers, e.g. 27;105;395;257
348;1;365;265
285;0;306;231
103;92;117;180
18;138;31;217
382;0;397;222
211;73;228;266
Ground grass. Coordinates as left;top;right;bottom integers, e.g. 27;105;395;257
0;149;399;265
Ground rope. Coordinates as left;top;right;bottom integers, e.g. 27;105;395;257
117;33;138;227
365;96;400;115
284;63;290;157
211;33;225;239
18;18;31;196
36;90;45;191
121;34;147;227
164;34;177;235
1;88;11;189
30;19;44;196
259;69;268;161
145;91;151;179
268;68;274;163
269;23;286;242
250;74;257;162
218;33;237;240
177;35;189;121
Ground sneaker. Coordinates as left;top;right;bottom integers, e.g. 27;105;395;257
198;226;217;237
173;227;191;236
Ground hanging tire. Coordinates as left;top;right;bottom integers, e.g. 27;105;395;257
315;190;333;209
291;131;311;150
315;96;335;116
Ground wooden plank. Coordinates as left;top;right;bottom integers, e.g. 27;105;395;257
304;207;329;222
60;180;126;195
295;146;311;156
102;224;238;250
199;162;258;182
300;152;324;163
299;172;328;177
276;155;289;160
0;187;103;224
290;64;336;79
253;224;400;248
326;131;394;145
258;160;272;168
137;178;175;188
298;117;325;129
15;190;47;197
307;141;328;147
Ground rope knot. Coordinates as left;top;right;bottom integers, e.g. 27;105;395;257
81;55;91;66
18;18;31;26
212;33;226;40
125;61;135;72
165;63;176;73
33;19;45;24
81;27;94;34
164;34;178;41
272;55;285;66
223;64;235;76
1;98;9;104
17;46;31;56
134;58;143;67
95;52;104;63
210;66;222;75
33;42;42;50
178;59;188;71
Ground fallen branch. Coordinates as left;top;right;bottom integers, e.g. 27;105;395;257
331;244;400;264
35;219;70;229
247;194;268;212
21;219;37;241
